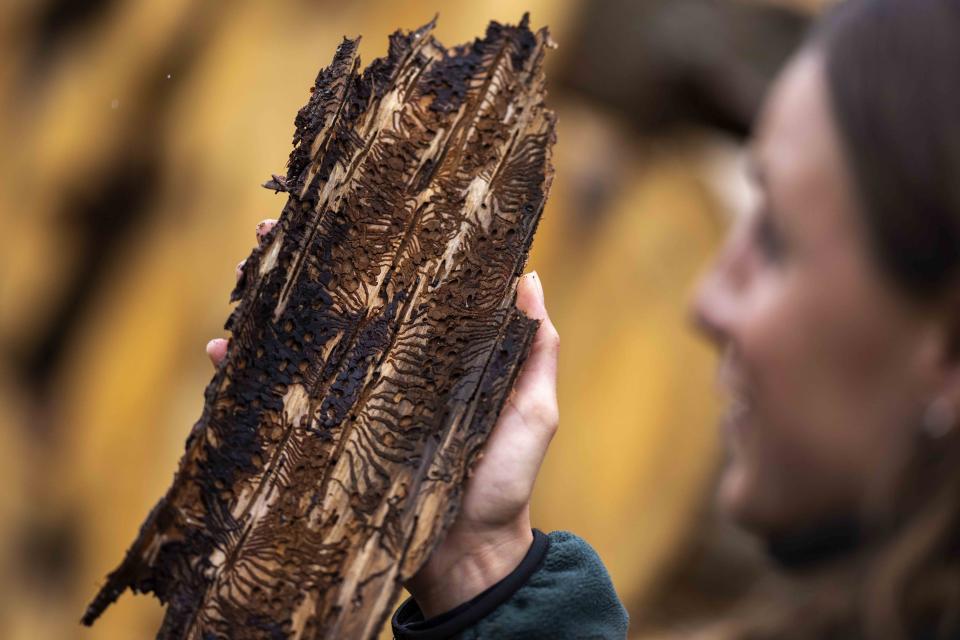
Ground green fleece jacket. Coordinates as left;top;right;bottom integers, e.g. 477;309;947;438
391;530;629;639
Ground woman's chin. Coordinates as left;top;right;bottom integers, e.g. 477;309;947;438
715;460;773;535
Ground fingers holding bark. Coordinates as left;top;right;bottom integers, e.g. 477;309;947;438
206;338;228;367
512;272;560;436
236;219;278;281
215;219;278;367
256;219;277;244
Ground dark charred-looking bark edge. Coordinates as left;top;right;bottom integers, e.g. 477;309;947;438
83;14;556;639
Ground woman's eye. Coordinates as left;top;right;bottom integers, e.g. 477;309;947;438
754;212;786;261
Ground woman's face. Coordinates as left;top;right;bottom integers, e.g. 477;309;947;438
691;49;951;538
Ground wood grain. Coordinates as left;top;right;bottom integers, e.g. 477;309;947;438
82;14;556;639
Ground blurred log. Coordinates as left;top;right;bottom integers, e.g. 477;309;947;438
83;14;556;639
555;0;809;137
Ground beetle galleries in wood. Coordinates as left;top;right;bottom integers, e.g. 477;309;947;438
83;14;557;640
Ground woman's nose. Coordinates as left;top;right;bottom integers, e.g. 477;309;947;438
688;219;753;346
688;256;742;348
688;274;725;346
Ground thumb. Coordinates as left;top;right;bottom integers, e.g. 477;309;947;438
512;272;560;421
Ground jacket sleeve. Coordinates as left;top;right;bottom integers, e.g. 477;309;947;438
391;529;629;639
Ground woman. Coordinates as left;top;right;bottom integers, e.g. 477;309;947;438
208;0;960;637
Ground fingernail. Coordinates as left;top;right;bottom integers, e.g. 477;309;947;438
205;338;220;355
527;271;544;299
256;219;277;244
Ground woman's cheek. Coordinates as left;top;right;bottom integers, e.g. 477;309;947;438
719;282;825;527
732;339;874;531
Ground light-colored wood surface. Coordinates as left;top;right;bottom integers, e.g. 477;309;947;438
0;2;737;638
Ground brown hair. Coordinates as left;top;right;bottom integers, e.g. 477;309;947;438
819;0;960;300
819;1;960;637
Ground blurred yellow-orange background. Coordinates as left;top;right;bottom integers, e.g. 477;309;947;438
0;0;824;637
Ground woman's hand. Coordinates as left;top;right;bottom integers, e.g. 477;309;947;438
403;270;559;617
207;220;560;619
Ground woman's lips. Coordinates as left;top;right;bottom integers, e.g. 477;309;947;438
717;347;754;441
721;392;751;442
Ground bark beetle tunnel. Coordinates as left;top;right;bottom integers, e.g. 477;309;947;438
83;14;556;640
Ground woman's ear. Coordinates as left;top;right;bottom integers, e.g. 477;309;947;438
919;292;960;439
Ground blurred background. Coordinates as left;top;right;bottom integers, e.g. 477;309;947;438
0;0;830;637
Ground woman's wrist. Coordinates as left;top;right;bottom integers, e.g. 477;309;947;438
405;520;534;619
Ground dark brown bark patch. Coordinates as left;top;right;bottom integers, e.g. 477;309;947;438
83;14;556;639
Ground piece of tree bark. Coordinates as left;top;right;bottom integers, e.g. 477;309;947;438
82;14;556;640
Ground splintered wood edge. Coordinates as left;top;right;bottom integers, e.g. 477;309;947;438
85;14;556;640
